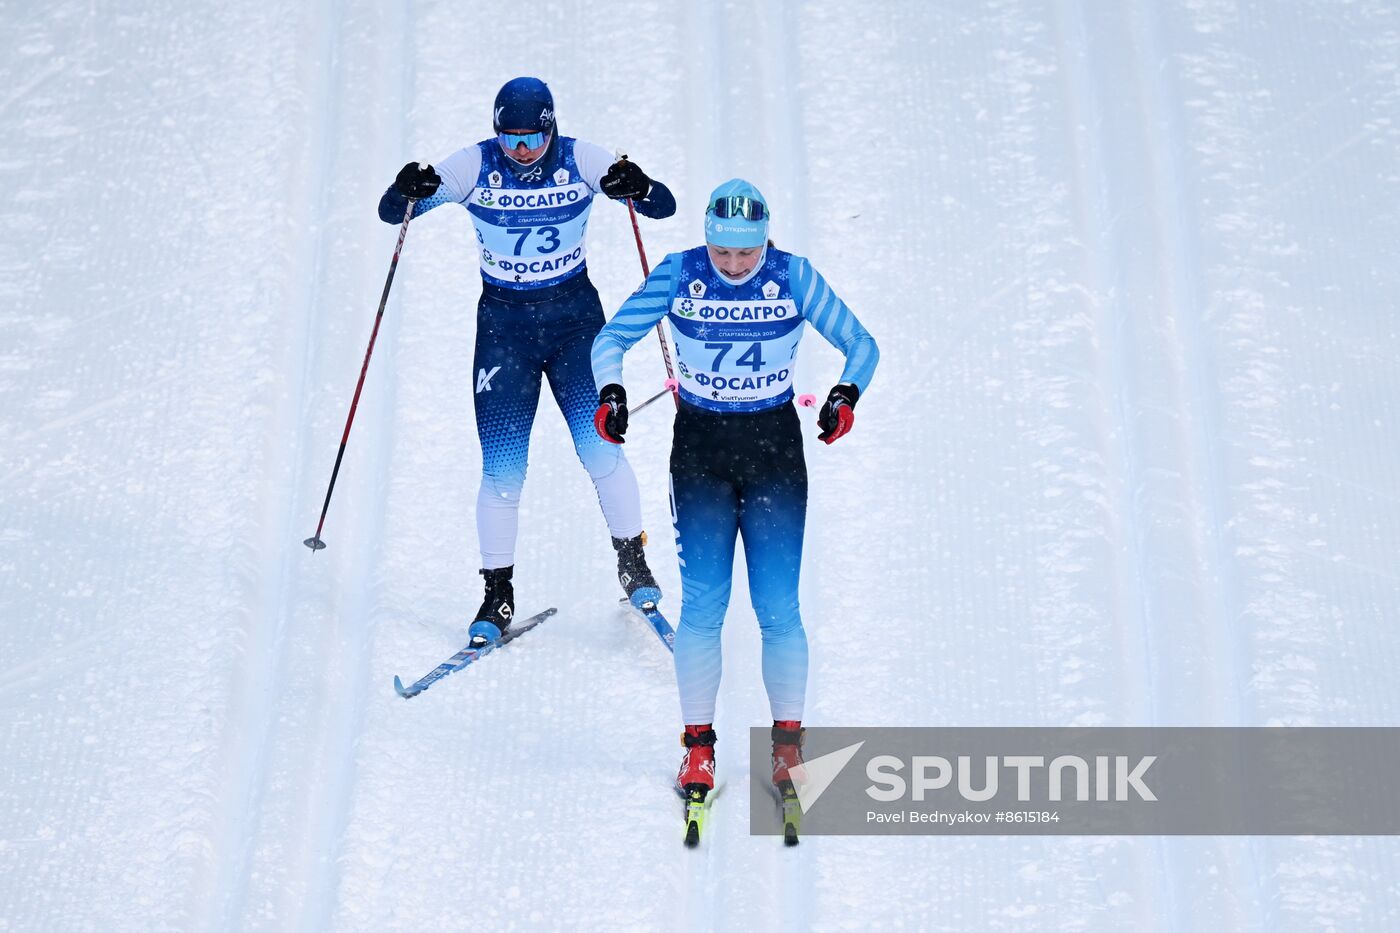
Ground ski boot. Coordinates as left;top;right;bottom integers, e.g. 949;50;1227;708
678;724;717;847
468;566;514;648
772;720;805;846
613;532;662;611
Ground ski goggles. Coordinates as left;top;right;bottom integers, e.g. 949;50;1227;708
497;130;549;150
708;195;767;221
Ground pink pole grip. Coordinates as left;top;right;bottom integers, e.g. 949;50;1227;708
665;378;679;392
797;393;817;408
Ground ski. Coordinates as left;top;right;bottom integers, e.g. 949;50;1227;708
394;607;558;699
777;785;802;846
676;781;721;848
683;788;709;847
619;595;675;653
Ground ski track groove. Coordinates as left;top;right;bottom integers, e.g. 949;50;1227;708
1169;5;1399;926
695;1;793;925
1125;1;1271;925
1051;0;1167;925
297;1;415;927
1056;0;1278;924
193;0;348;927
756;3;817;929
673;1;827;924
675;2;726;925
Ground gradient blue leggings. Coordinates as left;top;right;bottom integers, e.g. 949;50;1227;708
669;402;809;724
473;277;643;568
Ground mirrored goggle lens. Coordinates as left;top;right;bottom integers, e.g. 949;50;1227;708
710;196;767;221
498;131;548;150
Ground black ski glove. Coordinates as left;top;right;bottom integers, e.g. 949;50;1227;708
817;384;860;445
394;161;441;199
594;383;629;444
600;159;651;200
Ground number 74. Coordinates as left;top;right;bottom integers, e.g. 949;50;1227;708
705;342;764;371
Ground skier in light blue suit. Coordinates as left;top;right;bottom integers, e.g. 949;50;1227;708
590;179;878;799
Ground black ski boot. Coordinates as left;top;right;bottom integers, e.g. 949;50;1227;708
613;532;662;609
468;566;514;647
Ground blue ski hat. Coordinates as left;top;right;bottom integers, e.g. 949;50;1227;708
493;77;556;134
704;178;769;248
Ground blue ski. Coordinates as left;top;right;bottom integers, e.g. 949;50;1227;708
394;607;558;698
620;595;675;653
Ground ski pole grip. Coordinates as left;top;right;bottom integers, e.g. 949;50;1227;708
797;394;817;408
665;378;679;393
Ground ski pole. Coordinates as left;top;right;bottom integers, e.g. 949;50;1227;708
631;380;678;416
621;163;679;411
304;197;417;551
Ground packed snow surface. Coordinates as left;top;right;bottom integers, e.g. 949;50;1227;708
3;1;1398;930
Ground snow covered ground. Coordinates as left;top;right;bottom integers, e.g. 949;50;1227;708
3;0;1399;929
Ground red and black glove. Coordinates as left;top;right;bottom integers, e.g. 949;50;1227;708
594;383;629;444
816;383;859;444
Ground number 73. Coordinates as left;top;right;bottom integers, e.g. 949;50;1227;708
505;226;561;255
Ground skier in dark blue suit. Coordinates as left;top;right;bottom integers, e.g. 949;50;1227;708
591;179;879;802
381;77;675;646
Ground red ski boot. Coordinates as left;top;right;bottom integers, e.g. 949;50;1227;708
771;720;806;790
772;720;805;846
678;725;717;848
677;724;717;795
